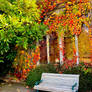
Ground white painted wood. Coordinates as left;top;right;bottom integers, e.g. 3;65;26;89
34;85;75;92
46;35;50;64
34;73;79;92
75;35;79;65
41;73;79;88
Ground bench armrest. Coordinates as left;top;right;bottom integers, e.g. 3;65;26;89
72;83;77;90
35;80;43;86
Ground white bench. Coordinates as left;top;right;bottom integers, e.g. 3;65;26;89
34;73;79;92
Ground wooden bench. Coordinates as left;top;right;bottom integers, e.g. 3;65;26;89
34;73;79;92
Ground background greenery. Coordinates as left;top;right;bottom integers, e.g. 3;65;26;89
0;0;47;76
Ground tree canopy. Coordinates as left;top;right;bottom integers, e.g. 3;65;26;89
0;0;47;62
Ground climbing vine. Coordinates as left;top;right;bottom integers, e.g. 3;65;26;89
38;0;91;34
13;46;40;79
0;0;91;78
38;0;91;62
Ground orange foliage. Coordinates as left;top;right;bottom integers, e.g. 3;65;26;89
38;0;91;64
13;46;40;79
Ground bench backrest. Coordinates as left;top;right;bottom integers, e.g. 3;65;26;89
41;73;79;89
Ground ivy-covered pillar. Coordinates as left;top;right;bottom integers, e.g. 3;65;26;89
75;35;79;65
46;34;50;64
59;32;64;65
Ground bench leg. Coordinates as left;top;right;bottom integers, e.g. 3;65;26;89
36;90;39;92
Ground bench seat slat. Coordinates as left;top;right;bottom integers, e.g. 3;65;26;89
34;73;79;92
34;85;76;92
36;82;76;87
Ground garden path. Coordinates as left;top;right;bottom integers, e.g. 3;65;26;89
0;82;36;92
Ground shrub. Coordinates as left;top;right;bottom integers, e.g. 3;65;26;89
61;62;92;92
26;64;57;88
